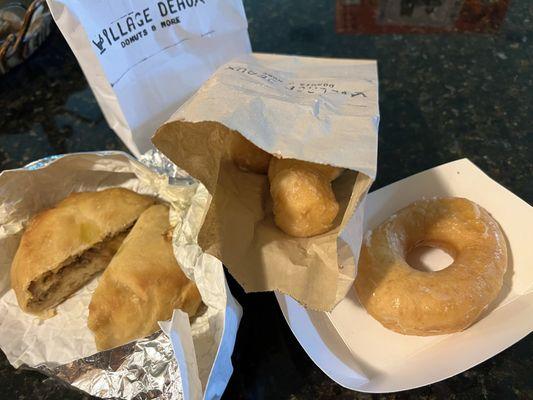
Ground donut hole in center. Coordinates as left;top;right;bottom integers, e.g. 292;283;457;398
406;243;454;272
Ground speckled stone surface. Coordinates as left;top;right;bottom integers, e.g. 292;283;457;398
0;1;531;399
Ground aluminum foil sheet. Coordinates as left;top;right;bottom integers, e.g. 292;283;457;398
35;331;183;400
138;149;194;183
1;150;200;400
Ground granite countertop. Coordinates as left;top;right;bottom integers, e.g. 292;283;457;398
0;1;531;399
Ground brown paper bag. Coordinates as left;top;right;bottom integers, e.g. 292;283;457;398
153;54;379;311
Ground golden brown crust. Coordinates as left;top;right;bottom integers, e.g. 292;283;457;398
355;197;508;335
10;188;154;317
88;204;202;351
268;157;341;238
268;157;342;182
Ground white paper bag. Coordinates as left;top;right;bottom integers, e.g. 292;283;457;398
46;0;251;156
153;53;379;311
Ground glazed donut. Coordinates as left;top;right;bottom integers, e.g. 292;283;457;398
355;197;507;336
269;158;342;237
268;158;343;182
230;133;272;174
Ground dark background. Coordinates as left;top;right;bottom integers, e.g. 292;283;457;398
0;1;531;399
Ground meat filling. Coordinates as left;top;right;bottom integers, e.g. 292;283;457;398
27;230;129;311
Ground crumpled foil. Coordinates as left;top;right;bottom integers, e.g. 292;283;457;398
35;331;182;400
138;150;194;184
15;150;197;400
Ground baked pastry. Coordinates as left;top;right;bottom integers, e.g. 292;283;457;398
230;132;272;174
88;204;202;351
355;197;508;335
10;188;154;318
268;158;342;182
229;132;343;237
268;157;342;237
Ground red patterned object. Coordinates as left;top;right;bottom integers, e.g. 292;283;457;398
336;0;510;34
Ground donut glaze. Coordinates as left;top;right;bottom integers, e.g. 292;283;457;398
355;197;507;336
269;158;341;237
268;158;342;182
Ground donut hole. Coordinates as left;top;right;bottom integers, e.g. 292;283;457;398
406;244;454;272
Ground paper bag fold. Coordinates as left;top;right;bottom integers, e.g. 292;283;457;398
153;54;378;311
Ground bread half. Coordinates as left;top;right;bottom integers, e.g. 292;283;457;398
10;188;154;318
88;204;202;351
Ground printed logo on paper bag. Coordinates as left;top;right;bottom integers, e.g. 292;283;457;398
70;0;245;87
48;0;250;155
91;1;205;56
224;63;376;113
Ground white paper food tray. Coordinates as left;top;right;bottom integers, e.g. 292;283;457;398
276;158;533;393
